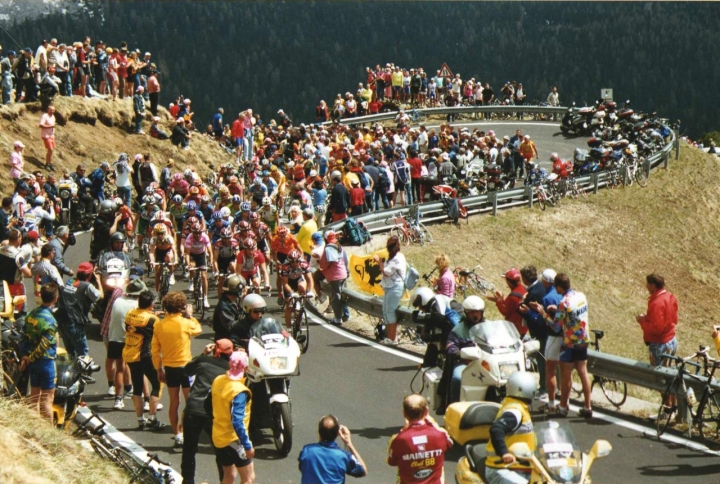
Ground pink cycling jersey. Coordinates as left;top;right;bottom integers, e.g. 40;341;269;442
184;233;211;255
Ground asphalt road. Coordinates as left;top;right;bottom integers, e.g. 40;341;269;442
27;123;720;483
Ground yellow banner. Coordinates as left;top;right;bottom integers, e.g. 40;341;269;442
349;249;389;296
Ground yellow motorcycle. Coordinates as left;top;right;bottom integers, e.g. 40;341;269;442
51;347;100;429
0;280;27;396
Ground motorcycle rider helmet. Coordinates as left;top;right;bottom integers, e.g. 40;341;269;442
242;237;257;250
231;195;242;205
550;152;559;162
110;232;126;245
222;274;246;295
153;224;168;236
242;293;267;313
172;195;182;204
219;206;231;219
236;221;251;233
277;226;289;236
262;196;272;206
187;201;197;211
506;371;538;402
412;287;435;308
99;199;115;215
462;295;485;312
220;227;233;239
241;202;251;212
142;195;156;205
287;249;303;262
191;222;203;234
248;212;259;221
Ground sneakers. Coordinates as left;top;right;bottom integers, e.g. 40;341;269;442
169;274;176;285
203;296;210;308
380;338;398;346
547;405;568;417
578;408;593;419
113;397;125;410
124;387;134;399
173;434;184;447
188;281;194;293
143;401;165;412
145;418;166;431
138;419;147;429
107;385;116;397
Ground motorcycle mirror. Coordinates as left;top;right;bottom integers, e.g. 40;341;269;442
523;340;540;355
510;442;533;459
590;440;612;458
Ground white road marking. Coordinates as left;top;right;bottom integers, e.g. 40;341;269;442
310;312;720;457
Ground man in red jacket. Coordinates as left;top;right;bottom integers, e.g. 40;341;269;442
487;268;528;336
636;273;679;367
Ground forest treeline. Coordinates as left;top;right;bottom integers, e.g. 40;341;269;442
3;1;718;137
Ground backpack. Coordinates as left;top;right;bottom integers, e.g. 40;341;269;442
342;218;372;246
393;160;409;185
404;264;420;290
377;169;390;190
358;171;369;190
89;168;105;186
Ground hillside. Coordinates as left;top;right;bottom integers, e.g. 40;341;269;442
0;398;128;484
404;144;718;363
0;96;232;195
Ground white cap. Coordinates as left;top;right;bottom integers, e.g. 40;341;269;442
540;269;557;283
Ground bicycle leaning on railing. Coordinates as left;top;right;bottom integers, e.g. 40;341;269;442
385;210;433;246
571;329;627;409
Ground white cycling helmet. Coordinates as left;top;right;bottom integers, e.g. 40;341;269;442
412;287;435;308
219;206;231;218
262;196;272;206
550;152;559;161
462;295;485;312
506;371;538;401
242;293;266;313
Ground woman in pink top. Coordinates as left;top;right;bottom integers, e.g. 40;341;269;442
10;140;25;180
433;253;455;298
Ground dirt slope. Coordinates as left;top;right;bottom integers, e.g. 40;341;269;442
0;96;233;194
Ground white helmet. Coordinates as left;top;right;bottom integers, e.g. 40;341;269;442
412;287;435;308
219;206;231;218
331;170;342;180
242;293;266;313
506;371;538;401
262;196;272;206
462;296;485;312
550;152;559;161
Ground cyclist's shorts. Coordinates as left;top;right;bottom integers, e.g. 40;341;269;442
155;248;171;264
217;256;234;273
190;253;207;269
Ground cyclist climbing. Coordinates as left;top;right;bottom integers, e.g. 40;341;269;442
136;195;161;249
213;227;239;300
149;223;177;292
248;212;272;258
236;237;270;294
184;221;213;308
270;226;302;304
258;196;279;233
209;211;231;244
279;249;314;330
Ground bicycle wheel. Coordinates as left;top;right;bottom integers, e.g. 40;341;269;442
392;226;410;247
657;378;682;437
418;223;433;244
90;437;117;461
159;270;169;300
699;392;720;445
599;378;628;408
115;447;161;484
635;167;649;188
469;276;494;297
294;309;309;354
535;190;546;211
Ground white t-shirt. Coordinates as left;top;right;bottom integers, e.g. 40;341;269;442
381;252;407;289
115;162;132;188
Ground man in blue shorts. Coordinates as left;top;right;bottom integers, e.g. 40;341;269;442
20;282;60;423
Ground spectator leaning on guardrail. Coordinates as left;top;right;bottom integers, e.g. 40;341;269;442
635;273;678;367
375;236;406;346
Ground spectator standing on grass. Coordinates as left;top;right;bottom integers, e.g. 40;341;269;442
39;105;56;172
147;70;160;116
133;85;146;134
213;107;225;138
299;415;367;484
10;140;25;180
636;273;678;366
432;253;455;298
487;269;528;337
173;118;191;150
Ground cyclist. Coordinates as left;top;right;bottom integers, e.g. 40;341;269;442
228;195;243;220
248;212;272;258
247;177;268;207
147;182;167;212
191;177;209;198
184;186;202;206
184;221;212;308
261;171;278;200
213;227;239;300
234;201;252;227
226;175;243;197
209;211;230;244
524;162;545;186
279;249;314;330
551;152;572;180
234;221;253;245
136;195;161;249
182;201;206;231
198;195;214;221
258;196;279;233
214;185;232;210
149;223;177;291
270;226;302;304
236;237;270;294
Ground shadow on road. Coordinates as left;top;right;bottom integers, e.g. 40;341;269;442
328;342;367;348
349;426;400;440
637;462;720;477
376;365;420;372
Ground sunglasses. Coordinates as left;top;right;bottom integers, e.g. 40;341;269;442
250;308;266;314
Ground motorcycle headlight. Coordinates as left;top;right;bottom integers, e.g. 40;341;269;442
269;357;287;371
499;362;520;380
59;189;71;199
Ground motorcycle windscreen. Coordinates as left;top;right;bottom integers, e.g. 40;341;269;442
534;421;583;483
469;320;521;353
103;258;130;288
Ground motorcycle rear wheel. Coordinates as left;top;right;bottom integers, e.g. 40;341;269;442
273;401;293;456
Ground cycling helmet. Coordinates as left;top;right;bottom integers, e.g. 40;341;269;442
184;169;193;177
229;176;239;184
550;152;559;161
236;221;251;232
220;227;233;239
201;195;210;203
252;177;262;186
231;195;242;204
462;295;485;312
222;274;246;295
219;186;230;196
277;226;289;236
193;178;202;186
262;170;270;177
242;293;266;313
151;211;166;222
506;371;538;401
113;197;124;207
172;195;183;204
248;212;259;221
191;222;203;234
153;224;168;236
142;195;156;205
242;237;257;250
539;168;548;177
212;211;223;221
262;196;272;206
412;287;435;308
99;199;115;215
190;186;200;195
241;202;251;212
287;249;302;262
145;186;155;195
219;206;231;218
186;201;197;211
173;173;183;181
110;232;126;244
186;216;199;226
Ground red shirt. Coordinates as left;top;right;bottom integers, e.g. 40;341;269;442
387;419;453;484
349;187;365;207
231;119;243;139
495;284;528;336
640;289;678;344
407;157;423;179
169;104;180;119
236;250;265;278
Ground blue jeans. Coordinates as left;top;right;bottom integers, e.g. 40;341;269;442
451;363;467;403
58;323;89;358
41;217;54;237
243;128;253;161
373;188;389;211
328;279;350;323
117;186;131;207
2;87;10;104
66;71;73;97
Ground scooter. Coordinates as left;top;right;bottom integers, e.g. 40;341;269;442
455;420;612;484
52;347;100;429
246;330;301;456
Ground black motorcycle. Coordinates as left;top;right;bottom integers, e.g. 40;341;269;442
52;349;100;429
57;182;95;231
1;317;27;397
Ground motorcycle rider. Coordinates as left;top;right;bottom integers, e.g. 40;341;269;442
229;293;266;349
90;200;122;262
485;371;538;484
69;164;95;216
411;286;462;345
212;274;245;342
446;296;486;404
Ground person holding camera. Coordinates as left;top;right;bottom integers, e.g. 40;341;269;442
299;415;367;484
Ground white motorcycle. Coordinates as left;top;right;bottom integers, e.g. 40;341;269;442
246;330;301;456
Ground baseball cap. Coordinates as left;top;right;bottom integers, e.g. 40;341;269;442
540;269;557;283
77;262;94;274
501;268;521;282
227;351;249;381
324;230;338;243
13;140;24;149
27;230;39;241
214;339;234;358
311;232;324;244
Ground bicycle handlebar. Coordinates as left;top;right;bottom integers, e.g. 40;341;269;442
661;353;702;370
147;453;171;466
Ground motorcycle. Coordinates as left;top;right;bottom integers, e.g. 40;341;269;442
455;420;612;484
52;347;100;429
57;180;94;231
484;163;515;191
0;280;28;397
246;329;301;456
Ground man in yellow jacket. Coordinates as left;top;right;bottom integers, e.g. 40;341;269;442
212;350;255;484
151;291;202;448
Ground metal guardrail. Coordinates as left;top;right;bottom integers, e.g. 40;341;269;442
313;106;693;401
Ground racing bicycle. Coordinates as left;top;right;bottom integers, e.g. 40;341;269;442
572;330;627;408
386;211;433;246
188;266;207;320
453;265;495;298
287;292;312;354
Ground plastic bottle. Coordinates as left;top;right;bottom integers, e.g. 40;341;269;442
686;387;697;406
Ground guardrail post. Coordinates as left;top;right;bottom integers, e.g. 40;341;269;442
620;165;629;185
663;151;669;170
525;186;534;209
643;157;651;179
676;396;689;425
591;174;599;194
490;191;498;216
674;130;680;161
